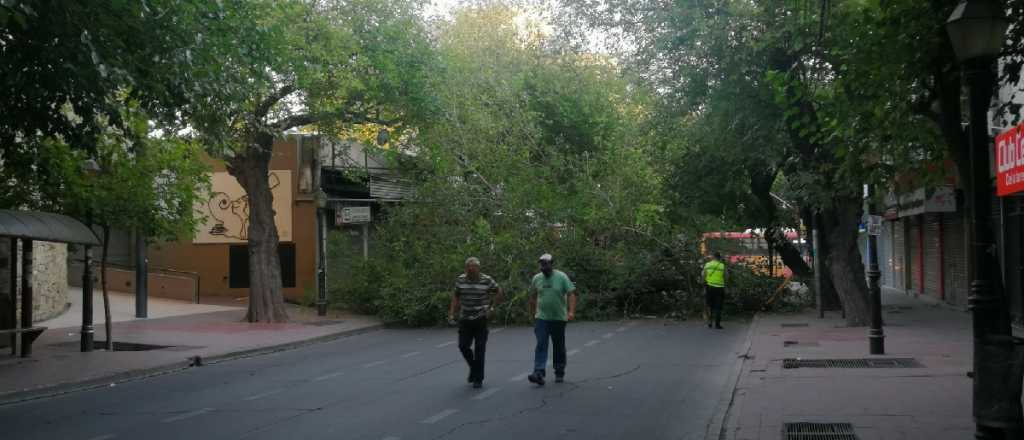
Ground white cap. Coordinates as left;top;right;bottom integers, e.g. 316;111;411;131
538;253;553;262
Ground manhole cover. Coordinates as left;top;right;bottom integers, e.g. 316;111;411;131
783;358;923;369
783;422;858;439
781;323;809;327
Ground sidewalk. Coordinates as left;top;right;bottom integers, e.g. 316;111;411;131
0;291;381;405
38;287;243;328
723;291;977;440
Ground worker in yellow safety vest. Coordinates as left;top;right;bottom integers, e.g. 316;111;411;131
701;252;727;329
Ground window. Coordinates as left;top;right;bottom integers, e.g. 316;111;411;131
229;243;297;288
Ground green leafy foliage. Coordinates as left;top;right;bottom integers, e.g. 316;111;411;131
325;5;790;326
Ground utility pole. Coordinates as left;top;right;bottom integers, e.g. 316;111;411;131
812;214;823;319
135;229;148;318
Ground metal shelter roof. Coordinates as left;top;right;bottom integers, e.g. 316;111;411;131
0;209;100;246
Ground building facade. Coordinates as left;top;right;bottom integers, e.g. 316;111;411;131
146;135;322;303
876;170;1024;328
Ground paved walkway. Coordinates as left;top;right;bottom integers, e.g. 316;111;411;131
723;292;978;440
1;291;381;405
39;288;242;328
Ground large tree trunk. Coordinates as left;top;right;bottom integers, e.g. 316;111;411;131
229;134;289;323
748;166;813;278
101;225;113;350
764;225;811;277
820;197;871;326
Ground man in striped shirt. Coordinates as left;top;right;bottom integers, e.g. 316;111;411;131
448;257;503;388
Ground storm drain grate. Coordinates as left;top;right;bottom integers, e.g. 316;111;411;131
783;422;858;440
783;358;923;369
781;323;809;327
304;319;347;327
49;341;175;351
783;341;820;347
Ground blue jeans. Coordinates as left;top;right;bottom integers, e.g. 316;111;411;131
533;319;567;376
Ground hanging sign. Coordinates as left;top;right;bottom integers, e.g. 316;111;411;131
897;185;956;217
337;206;371;225
995;123;1024;197
867;215;882;236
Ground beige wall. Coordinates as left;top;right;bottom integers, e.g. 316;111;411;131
148;136;318;302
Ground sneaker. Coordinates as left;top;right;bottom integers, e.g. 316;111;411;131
472;381;482;389
555;375;564;383
707;322;712;328
527;372;546;386
467;372;474;383
715;324;724;329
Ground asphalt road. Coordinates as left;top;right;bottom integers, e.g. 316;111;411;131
0;319;748;440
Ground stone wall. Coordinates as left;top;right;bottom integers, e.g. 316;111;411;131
0;240;70;329
31;241;69;322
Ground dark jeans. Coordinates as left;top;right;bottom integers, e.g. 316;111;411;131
533;319;567;376
705;286;724;326
458;317;488;381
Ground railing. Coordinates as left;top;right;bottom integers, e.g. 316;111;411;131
76;261;201;303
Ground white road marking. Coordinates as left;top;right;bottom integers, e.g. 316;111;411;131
602;333;615;339
472;387;503;400
627;321;639;327
420;409;459;424
436;341;456;348
491;327;506;333
567;349;581;357
509;372;531;381
363;360;386;368
243;389;284;401
161;408;213;423
313;371;345;382
615;326;627;332
401;351;421;358
584;340;600;347
87;435;117;440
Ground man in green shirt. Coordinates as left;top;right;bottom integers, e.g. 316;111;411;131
527;253;576;386
702;251;727;329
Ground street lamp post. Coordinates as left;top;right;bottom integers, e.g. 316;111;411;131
80;159;101;352
866;185;884;355
946;2;1022;438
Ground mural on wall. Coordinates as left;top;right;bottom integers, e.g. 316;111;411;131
194;171;292;244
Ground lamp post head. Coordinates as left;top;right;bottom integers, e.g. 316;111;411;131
80;158;101;177
946;0;1009;63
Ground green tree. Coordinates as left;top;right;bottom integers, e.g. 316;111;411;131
54;97;209;349
171;0;434;322
556;0;1009;325
331;4;682;325
2;1;213;339
1;0;218;209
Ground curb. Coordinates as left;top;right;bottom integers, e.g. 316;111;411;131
0;323;383;407
704;313;759;440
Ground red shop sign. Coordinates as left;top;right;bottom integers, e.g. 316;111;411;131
995;123;1024;197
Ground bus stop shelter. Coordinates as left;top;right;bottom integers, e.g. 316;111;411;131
0;209;99;357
